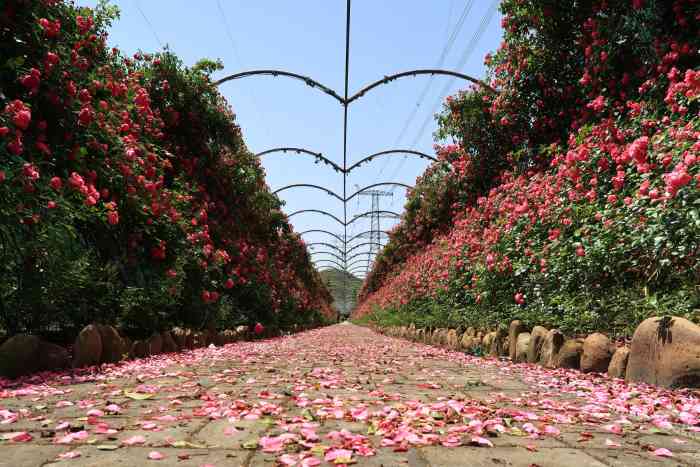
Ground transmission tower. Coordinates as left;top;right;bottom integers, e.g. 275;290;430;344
355;187;393;273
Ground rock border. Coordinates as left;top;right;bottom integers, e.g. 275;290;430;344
373;315;700;389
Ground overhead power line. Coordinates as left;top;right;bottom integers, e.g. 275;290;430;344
387;0;499;203
133;0;163;48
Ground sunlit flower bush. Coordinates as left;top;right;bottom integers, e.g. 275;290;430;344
0;0;333;339
355;0;699;336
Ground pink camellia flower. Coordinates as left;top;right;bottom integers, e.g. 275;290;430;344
47;201;57;209
514;292;525;305
254;322;264;335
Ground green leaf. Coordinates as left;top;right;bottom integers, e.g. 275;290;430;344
241;438;259;449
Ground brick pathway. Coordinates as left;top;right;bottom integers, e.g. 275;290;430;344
0;324;698;466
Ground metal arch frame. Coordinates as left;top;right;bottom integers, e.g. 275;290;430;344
316;257;370;271
348;210;400;225
346;149;437;172
256;147;435;174
347;264;369;272
345;249;380;263
347;69;496;103
309;250;347;264
215;69;344;103
318;267;366;278
345;258;372;270
274;184;344;202
313;259;350;271
305;242;345;255
288;209;344;226
256;147;343;173
346;183;411;202
275;183;410;203
299;229;346;244
347;230;389;244
216;68;496;106
346;241;384;255
216;3;500;305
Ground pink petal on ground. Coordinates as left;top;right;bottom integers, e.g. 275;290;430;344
603;424;623;435
105;404;121;413
673;438;689;444
58;451;81;459
653;448;673;458
123;435;146;445
543;425;560;436
324;448;354;462
148;451;165;460
260;436;284;453
278;454;298;466
300;428;319;441
2;432;32;442
605;438;621;448
470;436;494;447
86;409;104;417
300;457;321;467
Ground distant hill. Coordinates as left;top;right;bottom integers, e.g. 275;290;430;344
318;269;362;316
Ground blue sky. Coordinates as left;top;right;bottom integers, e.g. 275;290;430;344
76;1;503;277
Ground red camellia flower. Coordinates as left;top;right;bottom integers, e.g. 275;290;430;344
6;100;32;130
22;163;39;181
254;322;264;335
38;18;61;38
514;292;525;305
20;68;41;94
78;107;94;126
0;171;6;183
47;201;57;209
49;176;62;190
224;278;234;289
107;211;119;225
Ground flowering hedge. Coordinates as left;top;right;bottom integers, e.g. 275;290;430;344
355;0;700;337
0;0;333;340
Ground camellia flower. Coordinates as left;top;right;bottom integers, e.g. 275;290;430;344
254;322;264;335
107;211;119;225
49;177;62;190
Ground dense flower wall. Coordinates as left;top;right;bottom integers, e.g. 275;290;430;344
0;0;333;340
355;0;699;336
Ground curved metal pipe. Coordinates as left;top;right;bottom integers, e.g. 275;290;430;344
309;250;347;264
346;149;437;173
347;230;389;244
305;242;345;255
299;229;345;244
256;147;343;173
274;184;344;202
346;241;384;255
348;209;401;225
345;249;380;263
348;69;496;103
346;183;412;202
288;209;344;226
313;259;348;270
215;69;343;103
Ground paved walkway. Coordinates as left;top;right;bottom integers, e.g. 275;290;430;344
0;324;699;466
